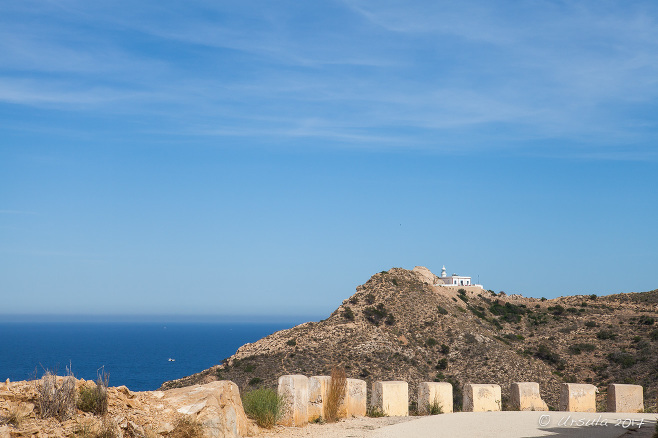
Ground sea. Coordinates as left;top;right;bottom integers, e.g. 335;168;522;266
0;320;299;391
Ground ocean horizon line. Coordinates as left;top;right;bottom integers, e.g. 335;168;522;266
0;313;323;324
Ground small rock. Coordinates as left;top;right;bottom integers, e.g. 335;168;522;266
116;385;133;398
127;421;144;436
158;422;175;434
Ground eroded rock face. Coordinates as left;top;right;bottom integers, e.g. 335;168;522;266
164;380;254;438
0;379;255;438
412;266;438;285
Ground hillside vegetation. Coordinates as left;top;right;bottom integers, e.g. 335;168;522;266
161;267;658;411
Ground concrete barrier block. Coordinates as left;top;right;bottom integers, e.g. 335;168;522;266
345;378;367;417
278;375;309;427
308;376;331;421
559;383;596;412
371;381;408;416
418;382;453;414
510;382;548;411
463;384;501;412
607;384;643;413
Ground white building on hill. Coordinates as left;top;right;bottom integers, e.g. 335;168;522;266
435;265;482;288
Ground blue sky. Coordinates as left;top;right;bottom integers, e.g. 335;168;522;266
1;1;657;319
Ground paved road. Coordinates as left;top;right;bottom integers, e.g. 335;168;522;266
372;412;656;438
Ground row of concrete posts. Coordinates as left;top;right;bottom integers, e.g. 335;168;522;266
277;375;645;427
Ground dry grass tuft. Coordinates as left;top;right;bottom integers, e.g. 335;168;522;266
36;368;77;420
1;404;26;427
168;416;205;438
94;418;119;438
73;418;118;438
325;366;347;422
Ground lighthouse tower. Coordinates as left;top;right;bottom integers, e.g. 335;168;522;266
441;265;447;278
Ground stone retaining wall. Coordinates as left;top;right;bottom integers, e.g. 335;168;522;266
273;375;646;427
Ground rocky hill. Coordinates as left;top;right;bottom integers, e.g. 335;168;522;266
161;267;658;412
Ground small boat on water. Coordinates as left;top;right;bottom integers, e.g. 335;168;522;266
168;358;175;362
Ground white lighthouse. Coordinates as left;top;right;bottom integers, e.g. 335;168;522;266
435;266;481;288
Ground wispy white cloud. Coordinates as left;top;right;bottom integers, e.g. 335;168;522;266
0;0;656;158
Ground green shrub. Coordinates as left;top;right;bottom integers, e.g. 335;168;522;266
585;321;598;328
639;315;655;325
437;306;449;315
248;377;262;386
489;300;526;323
651;329;658;341
367;406;386;417
527;313;549;326
547;305;565;315
242;388;286;429
535;344;564;369
341;306;355;321
363;304;389;325
365;293;376;305
568;343;597;355
435;358;448;370
286;339;297;346
426;338;438;347
597;330;617;340
440;344;450;354
468;305;486;319
83;369;109;416
608;351;636;369
428;395;443;415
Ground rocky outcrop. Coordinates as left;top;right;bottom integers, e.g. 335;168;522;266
412;266;438;285
0;378;255;438
164;381;254;438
